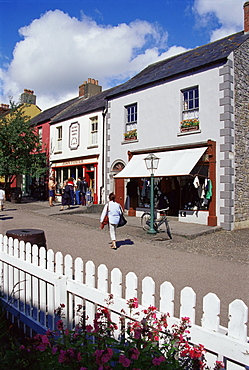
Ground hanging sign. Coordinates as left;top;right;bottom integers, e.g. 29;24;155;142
69;122;80;150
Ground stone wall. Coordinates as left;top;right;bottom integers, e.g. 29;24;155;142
234;38;249;227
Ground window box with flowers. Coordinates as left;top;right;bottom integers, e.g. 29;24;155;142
180;119;200;133
124;129;137;141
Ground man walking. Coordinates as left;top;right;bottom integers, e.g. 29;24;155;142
0;185;6;211
80;177;88;206
48;176;57;207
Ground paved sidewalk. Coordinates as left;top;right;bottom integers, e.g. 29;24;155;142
6;199;221;239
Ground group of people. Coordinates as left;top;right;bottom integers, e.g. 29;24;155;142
60;177;88;211
48;176;89;210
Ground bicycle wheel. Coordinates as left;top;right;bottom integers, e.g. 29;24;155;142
165;219;172;239
141;212;151;231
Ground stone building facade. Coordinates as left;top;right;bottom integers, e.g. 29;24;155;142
234;38;249;228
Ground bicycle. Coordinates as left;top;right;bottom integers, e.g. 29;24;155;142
141;208;172;239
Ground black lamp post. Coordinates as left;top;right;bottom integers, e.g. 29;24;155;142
144;153;160;234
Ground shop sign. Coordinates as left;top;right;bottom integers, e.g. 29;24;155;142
69;122;80;150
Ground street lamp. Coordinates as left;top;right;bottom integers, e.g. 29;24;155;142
144;153;160;234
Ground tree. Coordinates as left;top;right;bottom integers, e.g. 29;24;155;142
0;102;48;192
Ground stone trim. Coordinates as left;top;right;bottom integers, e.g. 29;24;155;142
219;59;234;230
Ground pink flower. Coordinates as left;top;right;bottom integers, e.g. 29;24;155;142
127;297;139;309
94;348;113;365
119;354;131;367
86;324;93;332
56;319;64;331
152;356;165;366
129;347;140;360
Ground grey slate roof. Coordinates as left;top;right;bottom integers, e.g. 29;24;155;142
50;87;117;124
30;97;79;125
107;31;249;98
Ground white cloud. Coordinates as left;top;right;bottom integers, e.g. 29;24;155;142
0;10;170;109
193;0;245;41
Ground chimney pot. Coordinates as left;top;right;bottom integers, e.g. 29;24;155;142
244;1;249;33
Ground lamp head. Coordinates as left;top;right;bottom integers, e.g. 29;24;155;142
144;153;160;174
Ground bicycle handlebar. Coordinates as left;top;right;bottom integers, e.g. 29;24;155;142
157;207;169;212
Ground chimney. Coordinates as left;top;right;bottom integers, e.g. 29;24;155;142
244;1;249;33
20;89;36;105
0;103;10;115
78;78;102;98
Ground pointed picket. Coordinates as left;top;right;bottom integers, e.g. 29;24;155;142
3;235;8;253
39;247;47;327
125;271;138;300
25;243;32;321
55;252;64;275
19;241;26;315
202;293;220;331
228;299;248;341
65;254;73;279
142;276;155;308
111;268;122;337
0;234;3;252
159;281;174;317
31;245;39;321
75;257;84;283
180;286;196;324
85;260;96;325
97;264;108;293
111;268;122;297
74;258;84;327
47;249;55;272
13;239;20;306
47;249;55;328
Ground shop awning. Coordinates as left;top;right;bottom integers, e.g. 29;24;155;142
114;147;207;178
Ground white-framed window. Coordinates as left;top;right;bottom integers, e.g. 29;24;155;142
124;103;137;141
56;126;62;152
90;116;98;145
38;126;42;143
180;86;199;133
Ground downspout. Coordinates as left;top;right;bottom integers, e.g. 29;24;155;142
100;105;108;204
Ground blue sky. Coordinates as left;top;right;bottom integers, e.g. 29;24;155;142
0;0;245;109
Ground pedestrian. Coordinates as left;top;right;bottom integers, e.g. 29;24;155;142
75;177;82;205
0;184;6;211
100;192;122;250
48;176;57;207
60;180;71;211
80;177;88;206
67;177;75;205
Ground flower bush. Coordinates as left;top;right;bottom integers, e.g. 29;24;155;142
14;296;225;369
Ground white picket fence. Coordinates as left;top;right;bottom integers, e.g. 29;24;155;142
0;233;248;369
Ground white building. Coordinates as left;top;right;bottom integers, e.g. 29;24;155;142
50;80;114;204
105;3;249;231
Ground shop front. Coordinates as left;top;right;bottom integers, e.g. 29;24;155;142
51;156;99;204
114;141;217;226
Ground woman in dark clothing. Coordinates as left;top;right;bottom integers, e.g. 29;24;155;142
60;180;71;211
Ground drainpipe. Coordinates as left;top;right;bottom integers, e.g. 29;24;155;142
100;105;108;204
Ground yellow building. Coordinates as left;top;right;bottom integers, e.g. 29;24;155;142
0;89;42;195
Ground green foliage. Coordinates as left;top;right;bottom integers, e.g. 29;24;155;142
0;101;47;185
